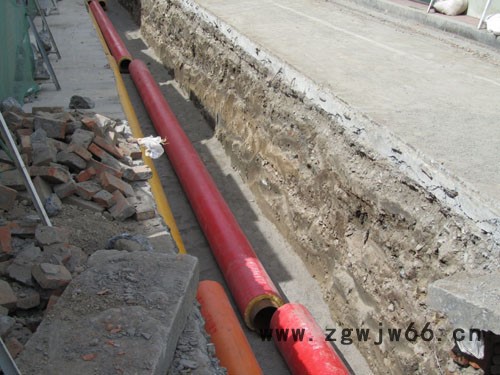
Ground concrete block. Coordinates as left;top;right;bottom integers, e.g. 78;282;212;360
30;165;71;184
0;170;26;191
76;180;102;200
32;263;72;290
428;272;500;334
35;225;69;246
109;191;135;221
100;172;134;197
53;181;77;199
0;280;17;310
63;196;105;213
123;165;152;182
34;115;66;140
75;167;96;182
92;189;115;208
17;250;199;375
0;227;12;254
0;184;17;210
56;151;87;171
70;129;95;149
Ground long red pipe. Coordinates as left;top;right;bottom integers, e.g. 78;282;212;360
271;304;351;374
129;59;283;330
88;0;131;72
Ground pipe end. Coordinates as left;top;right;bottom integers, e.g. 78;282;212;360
245;295;284;331
119;58;132;74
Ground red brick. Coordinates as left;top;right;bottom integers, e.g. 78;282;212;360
45;293;60;313
76;167;96;182
0;184;17;210
5;337;23;358
0;227;12;253
93;135;124;159
29;165;71;184
88;143;124;171
87;159;123;178
8;221;37;237
67;143;92;161
100;172;134;197
81;117;104;137
109;191;135;221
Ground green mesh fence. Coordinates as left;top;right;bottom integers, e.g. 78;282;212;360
0;0;39;104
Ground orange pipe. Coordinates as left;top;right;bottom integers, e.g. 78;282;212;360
197;281;263;375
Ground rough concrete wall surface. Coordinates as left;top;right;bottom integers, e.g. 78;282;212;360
118;0;500;373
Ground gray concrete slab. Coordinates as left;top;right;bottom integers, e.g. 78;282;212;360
24;1;123;119
17;250;199;375
428;272;500;333
193;0;500;232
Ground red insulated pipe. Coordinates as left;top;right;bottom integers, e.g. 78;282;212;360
271;303;350;375
129;59;283;330
88;0;131;72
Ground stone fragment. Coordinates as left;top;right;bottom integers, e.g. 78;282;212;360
123;165;152;182
56;150;87;171
63;196;104;213
70;129;95;149
0;280;17;310
53;181;77;199
44;194;63;217
92;189;115;208
15;288;40;310
31;141;57;166
33;115;66;139
35;225;69;246
109;191;135;221
0;316;16;338
7;245;42;286
5;337;24;358
32;263;72;289
0;184;17;210
0;170;25;191
0;226;12;253
76;180;102;200
69;95;95;109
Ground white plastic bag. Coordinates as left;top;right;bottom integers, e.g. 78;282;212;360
433;0;468;16
136;136;166;159
486;14;500;36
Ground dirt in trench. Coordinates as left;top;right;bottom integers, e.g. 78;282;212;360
117;0;498;373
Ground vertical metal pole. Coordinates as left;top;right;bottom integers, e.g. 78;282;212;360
0;113;52;227
477;0;493;28
0;336;21;375
33;0;61;59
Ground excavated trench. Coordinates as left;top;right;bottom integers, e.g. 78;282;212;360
117;0;497;373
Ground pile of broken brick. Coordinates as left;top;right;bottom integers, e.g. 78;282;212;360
1;106;155;221
0;104;158;358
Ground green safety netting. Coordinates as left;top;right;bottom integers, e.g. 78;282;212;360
0;0;39;104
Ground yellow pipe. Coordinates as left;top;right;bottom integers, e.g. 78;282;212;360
88;9;187;254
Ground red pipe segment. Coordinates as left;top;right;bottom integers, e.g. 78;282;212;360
271;303;350;375
129;59;284;330
88;0;131;72
197;281;263;375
